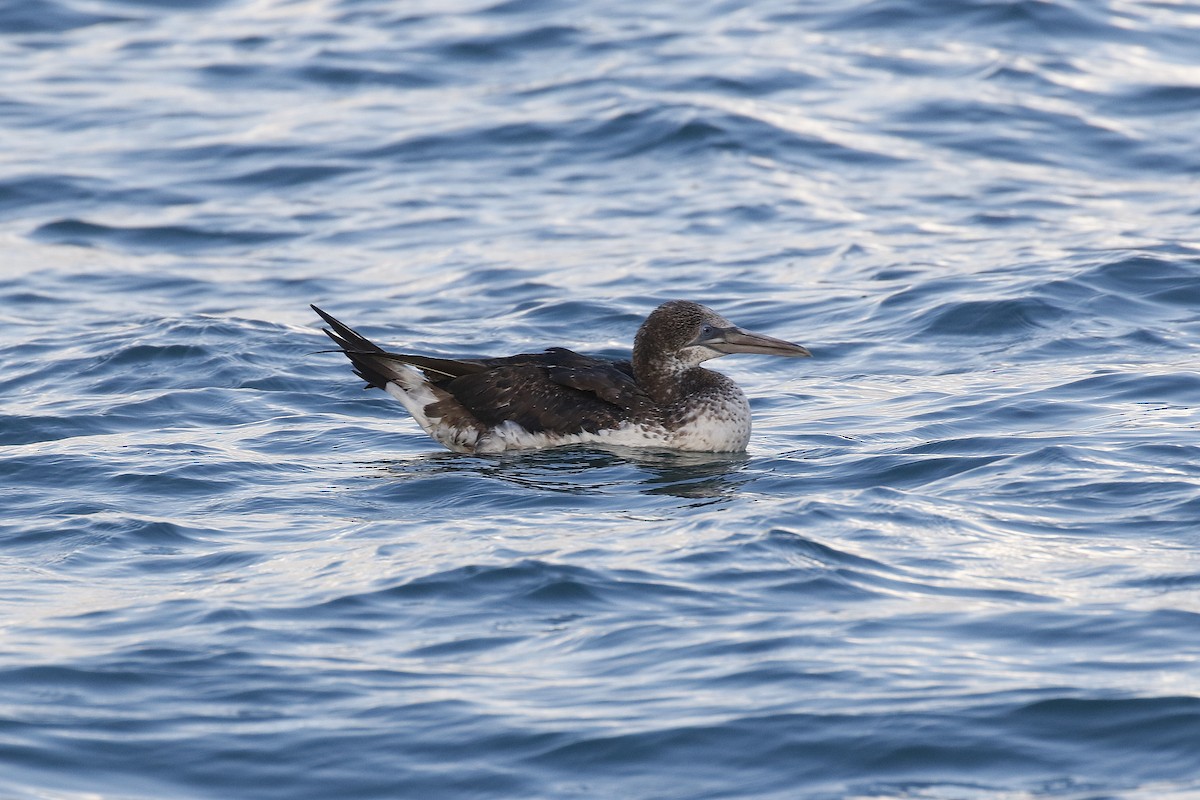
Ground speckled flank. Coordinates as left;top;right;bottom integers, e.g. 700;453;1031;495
393;371;752;454
666;387;752;452
464;392;753;453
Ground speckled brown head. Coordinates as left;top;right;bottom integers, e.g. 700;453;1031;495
632;301;810;401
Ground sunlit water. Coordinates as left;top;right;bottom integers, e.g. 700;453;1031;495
2;0;1199;797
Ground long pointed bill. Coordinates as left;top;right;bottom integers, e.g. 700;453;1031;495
704;327;812;357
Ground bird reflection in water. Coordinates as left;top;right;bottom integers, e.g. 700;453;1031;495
370;446;751;505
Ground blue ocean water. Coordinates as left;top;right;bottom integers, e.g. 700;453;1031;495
2;0;1200;797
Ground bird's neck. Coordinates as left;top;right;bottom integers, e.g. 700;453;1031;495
634;355;722;407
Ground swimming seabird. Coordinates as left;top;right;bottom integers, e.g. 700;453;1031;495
312;301;811;453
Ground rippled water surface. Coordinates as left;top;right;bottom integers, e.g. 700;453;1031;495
3;0;1200;797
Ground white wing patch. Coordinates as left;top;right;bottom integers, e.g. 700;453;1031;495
383;369;480;453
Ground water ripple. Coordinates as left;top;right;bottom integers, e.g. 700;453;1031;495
2;0;1200;798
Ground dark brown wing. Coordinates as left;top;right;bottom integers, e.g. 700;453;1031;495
439;349;653;435
313;305;654;436
541;349;649;412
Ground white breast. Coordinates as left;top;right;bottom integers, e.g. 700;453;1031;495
666;388;752;452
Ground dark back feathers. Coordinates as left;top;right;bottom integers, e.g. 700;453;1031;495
313;305;655;437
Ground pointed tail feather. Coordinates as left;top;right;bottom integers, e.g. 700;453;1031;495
312;304;408;390
311;304;383;351
312;304;489;386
